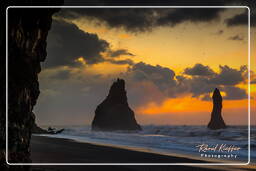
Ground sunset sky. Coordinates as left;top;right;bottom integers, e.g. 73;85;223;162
33;7;256;126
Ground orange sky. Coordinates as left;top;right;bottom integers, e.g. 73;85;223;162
136;96;248;115
39;8;255;126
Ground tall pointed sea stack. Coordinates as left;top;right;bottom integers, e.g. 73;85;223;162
92;78;141;131
207;88;226;129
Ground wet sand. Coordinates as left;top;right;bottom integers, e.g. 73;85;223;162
30;135;252;171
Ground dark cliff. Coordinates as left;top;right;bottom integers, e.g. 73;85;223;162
0;2;62;169
92;79;141;131
207;88;227;130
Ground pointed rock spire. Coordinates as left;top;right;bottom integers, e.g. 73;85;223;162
92;78;141;131
207;88;227;129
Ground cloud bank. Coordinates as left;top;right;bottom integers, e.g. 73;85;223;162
36;62;248;125
44;19;135;68
56;8;224;33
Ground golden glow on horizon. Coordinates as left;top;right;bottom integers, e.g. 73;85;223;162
137;96;212;114
136;96;249;115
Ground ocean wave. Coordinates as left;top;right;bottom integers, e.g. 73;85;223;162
40;125;255;161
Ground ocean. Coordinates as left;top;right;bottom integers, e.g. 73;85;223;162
37;125;255;163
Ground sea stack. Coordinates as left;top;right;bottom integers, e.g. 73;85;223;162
92;78;141;131
207;88;226;130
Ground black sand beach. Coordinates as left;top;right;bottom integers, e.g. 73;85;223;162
31;135;206;163
29;135;254;171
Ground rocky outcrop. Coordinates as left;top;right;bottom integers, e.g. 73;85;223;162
31;124;65;134
207;88;227;130
31;115;64;134
31;123;49;134
92;78;141;131
0;1;63;168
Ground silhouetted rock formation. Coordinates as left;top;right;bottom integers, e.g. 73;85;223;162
207;88;227;130
92;78;141;131
31;123;48;134
31;121;64;134
0;1;62;168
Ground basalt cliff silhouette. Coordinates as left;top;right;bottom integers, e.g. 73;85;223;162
92;78;141;131
1;1;63;168
207;88;227;130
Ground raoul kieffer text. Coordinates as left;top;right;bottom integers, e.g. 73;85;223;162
196;144;241;153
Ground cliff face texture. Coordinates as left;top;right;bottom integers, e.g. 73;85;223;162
207;88;227;130
92;79;142;131
0;3;62;169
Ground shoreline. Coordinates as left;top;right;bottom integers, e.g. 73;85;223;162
33;134;246;164
30;135;254;171
31;135;208;164
34;134;203;162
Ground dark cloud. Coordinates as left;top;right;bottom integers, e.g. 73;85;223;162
124;63;248;101
222;86;247;100
175;74;214;99
130;62;175;80
176;64;247;100
184;63;215;76
209;65;246;85
182;64;246;99
226;11;248;27
228;35;243;41
128;62;176;90
109;49;135;57
43;19;109;68
57;8;224;32
61;0;255;30
182;64;247;99
225;9;256;27
107;58;134;65
119;62;180;106
156;8;223;26
57;8;156;32
185;77;216;97
121;62;175;106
